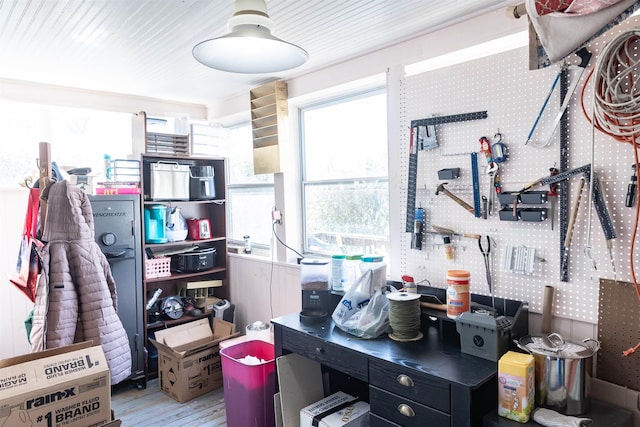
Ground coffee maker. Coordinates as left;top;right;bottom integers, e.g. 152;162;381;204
299;259;331;324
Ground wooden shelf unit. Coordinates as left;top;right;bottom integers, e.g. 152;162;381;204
139;152;228;377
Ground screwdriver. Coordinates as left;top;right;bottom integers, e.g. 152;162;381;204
626;164;637;208
548;167;558;230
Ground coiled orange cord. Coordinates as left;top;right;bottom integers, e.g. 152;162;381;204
580;31;640;356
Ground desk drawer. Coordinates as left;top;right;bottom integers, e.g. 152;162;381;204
370;385;450;427
369;358;450;412
281;328;368;381
370;412;401;426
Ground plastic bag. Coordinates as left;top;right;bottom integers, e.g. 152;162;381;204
331;265;395;339
7;188;42;302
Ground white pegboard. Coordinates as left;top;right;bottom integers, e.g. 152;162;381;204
398;18;640;324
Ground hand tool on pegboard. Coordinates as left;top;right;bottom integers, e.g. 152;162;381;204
478;235;495;309
626;164;637;208
410;207;425;250
525;48;592;148
405;111;488;231
547;167;559;230
478;136;502;216
405;127;419;232
540;164;617;280
436;183;475;215
471;152;482;218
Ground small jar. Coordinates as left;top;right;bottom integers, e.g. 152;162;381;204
243;235;252;254
446;270;470;319
331;254;346;291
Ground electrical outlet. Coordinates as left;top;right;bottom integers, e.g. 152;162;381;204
272;209;282;224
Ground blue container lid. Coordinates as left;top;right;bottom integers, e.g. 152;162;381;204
361;255;384;263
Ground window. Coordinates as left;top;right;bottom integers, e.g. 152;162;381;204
0;101;131;188
300;90;389;257
226;124;275;247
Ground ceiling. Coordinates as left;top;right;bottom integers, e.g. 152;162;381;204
0;0;516;107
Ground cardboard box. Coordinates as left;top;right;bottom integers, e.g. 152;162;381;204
498;351;535;423
149;318;238;403
0;341;111;427
300;391;370;427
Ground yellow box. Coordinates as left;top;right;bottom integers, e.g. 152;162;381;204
498;351;535;423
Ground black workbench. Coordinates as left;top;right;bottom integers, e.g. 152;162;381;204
272;312;499;426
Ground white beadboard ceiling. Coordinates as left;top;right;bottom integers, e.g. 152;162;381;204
0;0;515;107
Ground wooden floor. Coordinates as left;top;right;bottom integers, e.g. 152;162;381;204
111;378;227;426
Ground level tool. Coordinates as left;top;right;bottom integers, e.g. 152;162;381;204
405;127;419;232
558;69;569;281
405;111;488;232
471;152;481;218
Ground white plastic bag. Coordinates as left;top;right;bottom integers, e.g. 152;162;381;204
331;265;395;339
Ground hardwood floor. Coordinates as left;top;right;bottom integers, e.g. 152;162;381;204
111;378;227;426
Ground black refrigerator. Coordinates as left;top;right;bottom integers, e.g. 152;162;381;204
89;194;145;388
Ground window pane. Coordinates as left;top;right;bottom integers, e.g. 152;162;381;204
304;180;389;256
227;124;273;185
228;186;275;246
0;101;131;188
302;92;387;181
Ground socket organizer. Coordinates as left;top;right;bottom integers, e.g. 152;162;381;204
498;191;548;222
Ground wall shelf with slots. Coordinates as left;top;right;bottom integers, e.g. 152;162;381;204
250;80;288;174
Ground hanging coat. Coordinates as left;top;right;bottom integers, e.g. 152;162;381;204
30;180;132;385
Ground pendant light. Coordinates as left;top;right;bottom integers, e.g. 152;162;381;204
192;0;308;74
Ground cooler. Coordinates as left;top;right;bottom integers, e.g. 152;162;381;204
220;340;276;427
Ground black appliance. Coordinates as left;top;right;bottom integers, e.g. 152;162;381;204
189;165;216;200
89;194;145;388
171;247;216;273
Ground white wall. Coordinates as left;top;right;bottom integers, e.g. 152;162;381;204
227;254;301;333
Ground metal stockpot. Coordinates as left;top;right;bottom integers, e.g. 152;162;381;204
516;333;600;415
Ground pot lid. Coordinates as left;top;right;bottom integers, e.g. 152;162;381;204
518;333;600;359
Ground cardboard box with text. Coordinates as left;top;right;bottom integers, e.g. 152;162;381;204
149;317;238;403
0;342;111;427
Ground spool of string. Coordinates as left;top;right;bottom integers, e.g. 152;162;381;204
387;292;422;341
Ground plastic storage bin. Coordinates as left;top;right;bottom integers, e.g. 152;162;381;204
221;340;276;427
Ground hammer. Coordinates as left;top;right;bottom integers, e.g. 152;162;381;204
436;183;475;215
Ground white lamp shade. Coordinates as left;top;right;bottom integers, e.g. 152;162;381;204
193;26;308;74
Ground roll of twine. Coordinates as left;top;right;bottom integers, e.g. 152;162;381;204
388;295;421;340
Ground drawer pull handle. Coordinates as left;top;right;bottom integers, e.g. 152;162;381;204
396;374;414;387
315;347;324;354
397;403;415;417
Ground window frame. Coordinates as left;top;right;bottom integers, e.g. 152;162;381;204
225;122;275;249
299;87;389;256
